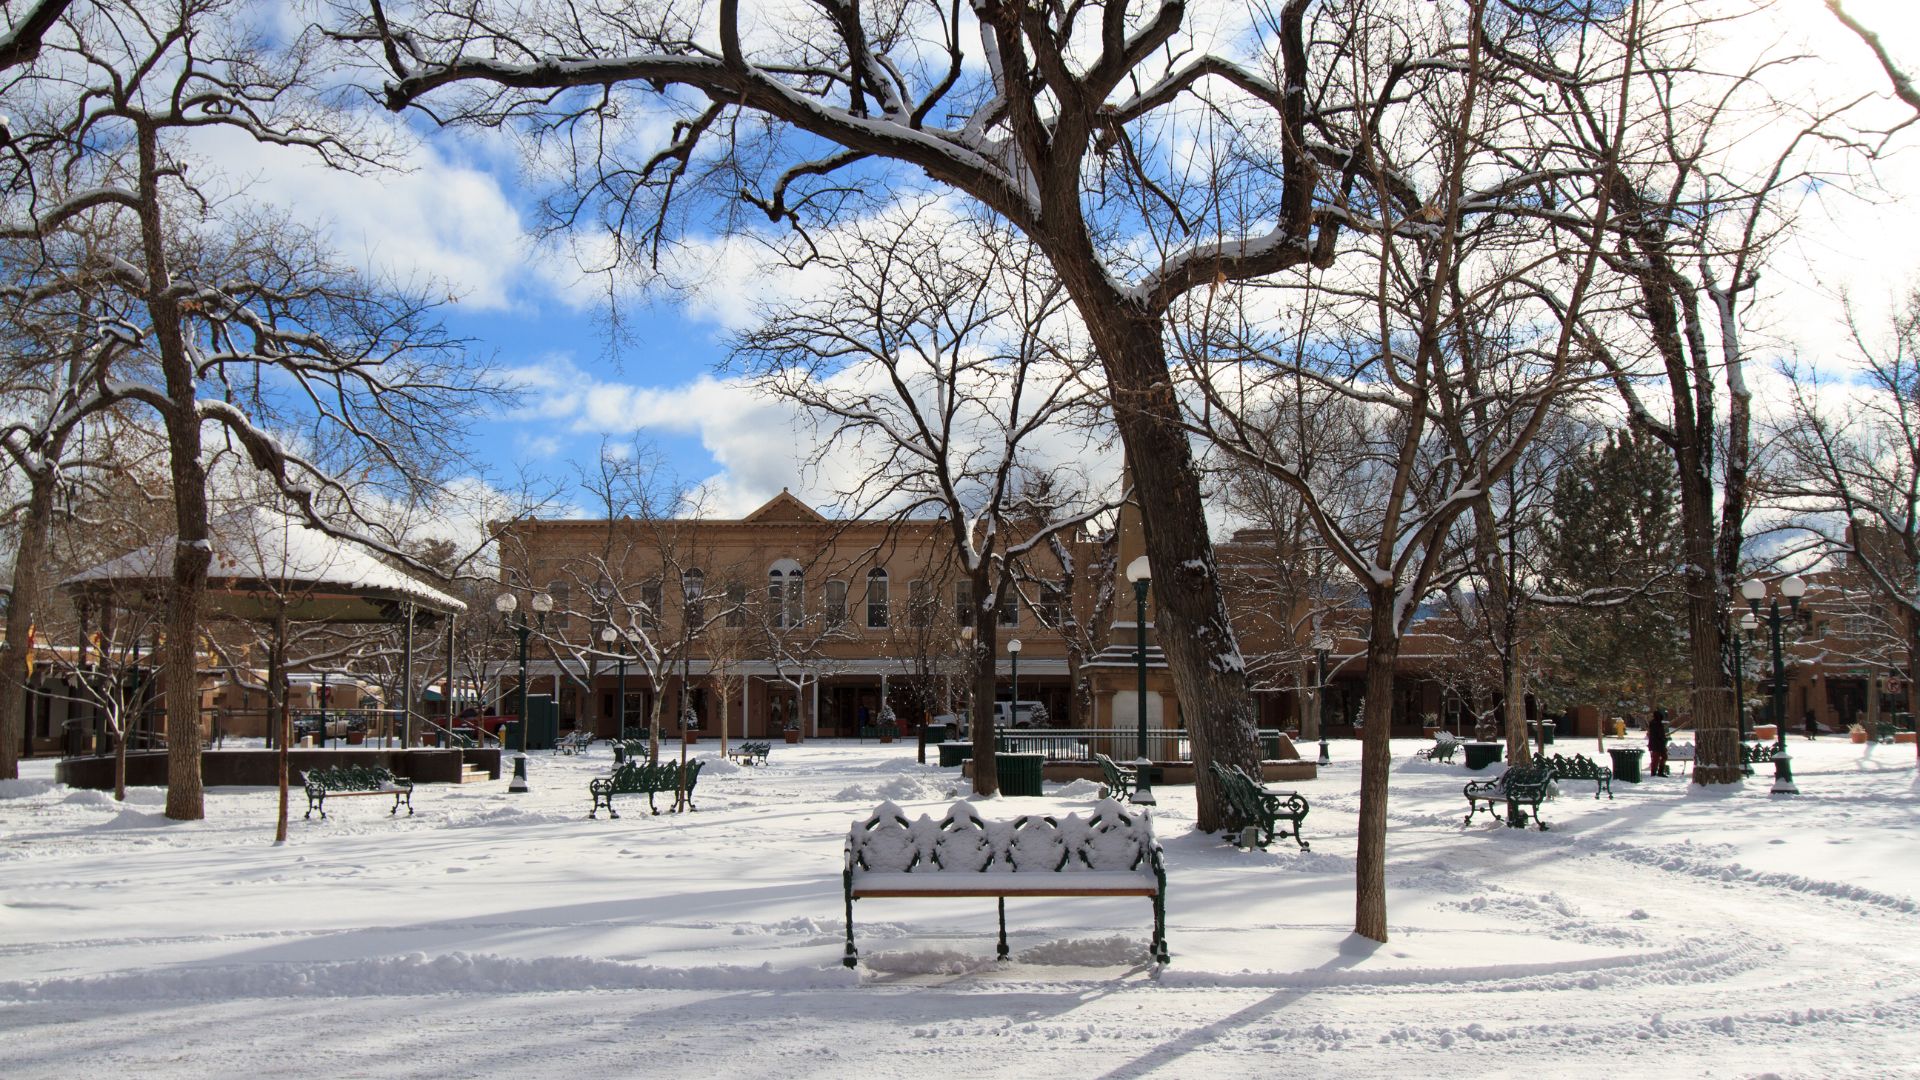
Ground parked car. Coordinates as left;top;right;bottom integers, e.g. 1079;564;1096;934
993;701;1050;728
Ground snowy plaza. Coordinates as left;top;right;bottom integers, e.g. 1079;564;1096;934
1;737;1915;1079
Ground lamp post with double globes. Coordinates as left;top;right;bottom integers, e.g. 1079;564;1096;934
600;625;629;743
495;589;552;794
1124;556;1156;806
1313;634;1335;767
1741;574;1805;795
1007;638;1022;726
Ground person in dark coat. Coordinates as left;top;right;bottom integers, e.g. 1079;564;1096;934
1648;708;1671;777
1804;709;1818;740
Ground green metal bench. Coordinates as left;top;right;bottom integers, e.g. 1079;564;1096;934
1463;761;1553;830
1415;734;1461;763
1543;753;1613;799
555;731;593;755
842;799;1168;968
589;758;705;817
303;765;414;819
726;741;771;765
1207;761;1310;850
1093;752;1137;800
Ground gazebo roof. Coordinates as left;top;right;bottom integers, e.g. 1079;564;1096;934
62;507;465;623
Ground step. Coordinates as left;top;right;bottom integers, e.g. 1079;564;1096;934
455;764;490;784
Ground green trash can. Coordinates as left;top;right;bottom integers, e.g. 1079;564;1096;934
938;742;974;768
1260;732;1280;759
995;752;1046;796
1463;741;1503;770
1608;746;1645;783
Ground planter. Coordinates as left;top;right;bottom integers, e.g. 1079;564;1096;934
879;733;894;743
1850;729;1870;744
1754;724;1777;742
784;730;802;744
1895;732;1917;745
345;732;365;746
1463;742;1503;771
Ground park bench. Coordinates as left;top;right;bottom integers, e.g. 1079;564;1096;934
1093;752;1138;801
841;799;1168;968
555;731;594;755
1207;762;1310;850
1740;741;1779;771
303;765;414;820
1463;761;1553;830
1542;753;1613;799
612;738;656;764
726;741;771;766
588;758;706;818
1416;732;1461;763
1666;743;1695;777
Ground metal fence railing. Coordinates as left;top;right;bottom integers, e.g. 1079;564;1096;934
993;728;1289;763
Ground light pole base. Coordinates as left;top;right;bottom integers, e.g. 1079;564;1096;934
1130;757;1156;806
508;752;530;794
1317;737;1330;766
1769;747;1797;796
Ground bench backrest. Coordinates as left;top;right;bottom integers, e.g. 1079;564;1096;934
306;765;396;790
847;800;1156;876
1502;762;1552;793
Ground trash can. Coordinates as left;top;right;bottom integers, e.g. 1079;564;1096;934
1261;731;1281;759
499;720;522;751
1607;746;1645;784
995;752;1046;796
62;721;86;758
1463;742;1504;770
1528;721;1556;746
924;723;951;744
938;741;974;767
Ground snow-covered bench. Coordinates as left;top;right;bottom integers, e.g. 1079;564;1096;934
1416;732;1462;762
1667;743;1695;777
303;765;413;819
841;800;1168;968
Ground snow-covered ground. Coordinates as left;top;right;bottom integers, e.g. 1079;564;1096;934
1;737;1915;1078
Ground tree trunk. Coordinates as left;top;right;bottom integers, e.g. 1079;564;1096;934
137;115;210;822
1677;451;1738;784
0;471;57;780
1062;282;1258;831
272;615;289;844
1355;594;1401;943
969;587;1000;796
114;727;127;802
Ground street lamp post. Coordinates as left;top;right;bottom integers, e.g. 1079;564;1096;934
495;589;552;794
600;625;628;743
1124;556;1156;806
1741;575;1805;795
1007;638;1022;725
1313;634;1334;767
1734;612;1757;775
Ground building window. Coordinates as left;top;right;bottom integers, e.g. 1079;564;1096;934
786;568;804;627
682;569;704;627
824;580;848;627
639;580;662;629
1037;583;1063;627
910;579;933;628
954;579;973;627
725;582;746;627
996;583;1018;627
866;568;890;629
548;581;571;630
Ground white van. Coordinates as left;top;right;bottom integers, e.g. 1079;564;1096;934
993;700;1049;728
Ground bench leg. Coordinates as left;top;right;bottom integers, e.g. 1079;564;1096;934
997;896;1010;960
843;879;859;969
1152;891;1169;965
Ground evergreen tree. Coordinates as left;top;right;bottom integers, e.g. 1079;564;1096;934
1539;429;1690;716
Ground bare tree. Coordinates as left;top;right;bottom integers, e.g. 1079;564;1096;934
1771;291;1920;760
1180;0;1623;940
733;207;1117;798
3;0;504;816
1824;1;1920;118
335;0;1501;803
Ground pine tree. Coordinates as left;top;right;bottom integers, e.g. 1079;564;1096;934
1539;429;1690;716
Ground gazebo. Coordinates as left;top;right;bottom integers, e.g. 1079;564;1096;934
61;507;471;839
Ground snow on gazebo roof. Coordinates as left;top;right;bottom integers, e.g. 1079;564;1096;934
62;507;465;622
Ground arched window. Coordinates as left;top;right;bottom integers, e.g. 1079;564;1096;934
770;559;804;628
824;580;848;627
866;567;890;629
